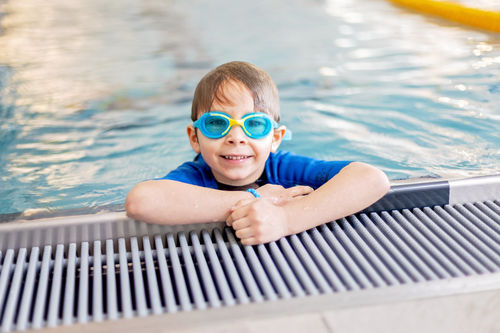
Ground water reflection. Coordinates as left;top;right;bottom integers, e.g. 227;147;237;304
0;0;499;213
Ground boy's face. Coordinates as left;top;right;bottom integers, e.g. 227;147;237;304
187;80;286;186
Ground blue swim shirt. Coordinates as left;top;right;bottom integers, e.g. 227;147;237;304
159;151;352;190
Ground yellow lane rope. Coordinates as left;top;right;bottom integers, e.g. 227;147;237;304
387;0;500;33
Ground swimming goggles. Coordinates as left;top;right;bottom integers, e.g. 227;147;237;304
193;111;291;140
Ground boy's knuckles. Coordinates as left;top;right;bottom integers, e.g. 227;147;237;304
255;225;266;236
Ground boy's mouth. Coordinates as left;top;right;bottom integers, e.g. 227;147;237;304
221;155;252;160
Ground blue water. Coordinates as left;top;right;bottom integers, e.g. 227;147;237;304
0;0;499;214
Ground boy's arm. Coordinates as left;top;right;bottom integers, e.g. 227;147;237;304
229;162;390;245
125;180;313;225
125;180;253;224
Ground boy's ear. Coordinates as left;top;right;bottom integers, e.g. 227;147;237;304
271;126;287;152
186;125;201;154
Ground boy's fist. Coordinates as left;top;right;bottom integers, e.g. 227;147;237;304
227;198;290;245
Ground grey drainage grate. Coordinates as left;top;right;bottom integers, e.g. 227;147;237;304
0;200;499;332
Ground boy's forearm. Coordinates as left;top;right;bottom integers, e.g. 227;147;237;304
126;180;251;225
283;162;389;235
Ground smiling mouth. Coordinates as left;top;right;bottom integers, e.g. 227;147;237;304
221;155;252;160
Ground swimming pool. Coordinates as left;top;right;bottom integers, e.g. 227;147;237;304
0;0;499;215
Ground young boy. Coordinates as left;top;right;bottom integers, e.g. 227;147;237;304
126;61;390;245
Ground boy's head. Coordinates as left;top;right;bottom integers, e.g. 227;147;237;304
186;61;288;187
191;61;280;121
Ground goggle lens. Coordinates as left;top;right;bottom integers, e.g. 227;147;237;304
204;116;229;136
244;117;270;137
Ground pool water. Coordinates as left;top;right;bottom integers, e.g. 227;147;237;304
0;0;499;214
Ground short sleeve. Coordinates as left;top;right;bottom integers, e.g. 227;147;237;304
156;157;218;189
265;151;352;189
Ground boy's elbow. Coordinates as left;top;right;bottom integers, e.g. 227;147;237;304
366;163;390;197
125;183;152;221
375;167;390;196
350;162;390;197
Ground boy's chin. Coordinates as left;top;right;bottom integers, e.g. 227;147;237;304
217;173;259;187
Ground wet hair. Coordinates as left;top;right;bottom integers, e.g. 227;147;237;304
191;61;281;122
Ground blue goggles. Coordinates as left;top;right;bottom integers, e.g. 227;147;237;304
193;111;291;140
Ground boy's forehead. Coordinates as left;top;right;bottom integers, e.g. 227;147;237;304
197;79;255;116
214;80;253;104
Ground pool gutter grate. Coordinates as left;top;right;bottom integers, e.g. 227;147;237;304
0;176;499;331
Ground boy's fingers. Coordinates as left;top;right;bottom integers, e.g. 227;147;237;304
230;202;254;221
287;185;313;197
241;237;258;246
232;217;251;230
226;215;233;226
233;198;255;209
235;227;253;239
228;198;256;226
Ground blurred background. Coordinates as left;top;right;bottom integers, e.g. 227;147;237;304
0;0;499;214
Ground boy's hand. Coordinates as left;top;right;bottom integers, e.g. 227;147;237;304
255;184;313;205
227;198;290;245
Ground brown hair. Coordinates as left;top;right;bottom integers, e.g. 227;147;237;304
191;61;281;121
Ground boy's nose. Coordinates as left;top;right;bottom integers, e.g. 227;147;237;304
225;125;248;144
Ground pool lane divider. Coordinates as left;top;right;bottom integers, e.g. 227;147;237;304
364;174;500;213
387;0;500;33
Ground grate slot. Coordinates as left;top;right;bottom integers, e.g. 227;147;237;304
402;209;475;275
213;229;249;304
277;236;319;295
484;201;500;216
224;230;264;303
422;208;498;272
31;246;51;329
153;236;177;313
178;233;206;310
436;206;500;265
1;248;26;332
352;215;414;284
331;220;384;287
475;202;500;223
0;249;14;316
92;241;103;322
454;205;500;241
365;213;430;282
201;231;234;306
386;211;457;278
105;240;119;320
117;238;133;318
256;244;291;299
241;244;277;301
62;243;77;325
78;242;90;323
130;237;148;316
289;234;332;294
15;247;39;331
166;233;192;311
309;228;352;291
319;224;371;288
298;231;342;292
267;240;306;297
142;237;163;314
341;217;400;286
190;232;221;307
464;203;500;234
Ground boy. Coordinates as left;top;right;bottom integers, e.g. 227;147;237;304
126;61;390;245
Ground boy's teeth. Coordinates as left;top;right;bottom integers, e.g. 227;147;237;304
224;155;248;160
